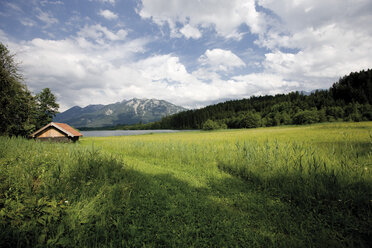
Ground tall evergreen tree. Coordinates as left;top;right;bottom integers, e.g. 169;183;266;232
35;88;59;129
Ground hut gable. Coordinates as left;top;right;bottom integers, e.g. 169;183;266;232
31;122;83;142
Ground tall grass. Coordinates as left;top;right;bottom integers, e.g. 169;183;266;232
0;137;130;247
217;138;372;245
1;122;372;247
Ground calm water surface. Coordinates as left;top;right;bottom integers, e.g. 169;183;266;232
81;130;190;137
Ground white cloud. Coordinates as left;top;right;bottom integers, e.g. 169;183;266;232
78;24;127;44
139;0;266;39
258;0;372;34
126;54;274;107
4;25;144;110
254;0;372;88
179;24;201;39
138;0;372;93
198;49;245;72
133;55;193;83
233;73;299;93
99;9;118;20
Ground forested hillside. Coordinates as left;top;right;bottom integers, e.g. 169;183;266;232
135;69;372;130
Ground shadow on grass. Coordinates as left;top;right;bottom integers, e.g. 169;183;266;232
217;162;372;248
1;162;298;247
63;165;369;248
315;140;372;157
1;152;371;247
108;169;281;247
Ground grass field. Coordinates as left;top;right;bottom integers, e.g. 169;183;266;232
1;122;372;247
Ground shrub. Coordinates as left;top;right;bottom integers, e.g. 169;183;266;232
240;112;261;128
202;119;220;130
293;110;320;124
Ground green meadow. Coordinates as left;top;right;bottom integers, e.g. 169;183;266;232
1;122;372;247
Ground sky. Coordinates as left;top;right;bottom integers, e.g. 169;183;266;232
1;0;372;111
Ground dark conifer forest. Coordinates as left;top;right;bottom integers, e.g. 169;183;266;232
120;69;372;130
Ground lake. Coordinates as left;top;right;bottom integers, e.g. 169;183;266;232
81;130;191;137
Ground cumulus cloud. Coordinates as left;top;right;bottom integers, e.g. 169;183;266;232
127;54;285;107
258;0;372;34
233;73;299;95
179;24;201;39
198;49;245;72
139;0;266;39
254;0;372;88
139;0;372;92
99;9;118;20
6;25;143;110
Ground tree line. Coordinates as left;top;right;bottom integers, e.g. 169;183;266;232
119;68;372;130
1;42;59;137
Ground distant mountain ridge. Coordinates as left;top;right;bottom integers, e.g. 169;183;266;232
54;98;186;128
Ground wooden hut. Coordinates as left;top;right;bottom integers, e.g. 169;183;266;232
31;122;83;142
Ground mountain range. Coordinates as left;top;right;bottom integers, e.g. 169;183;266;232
53;98;186;128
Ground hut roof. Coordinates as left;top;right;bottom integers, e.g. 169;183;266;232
31;122;83;138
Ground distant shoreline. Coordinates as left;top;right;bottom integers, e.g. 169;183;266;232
81;129;195;137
